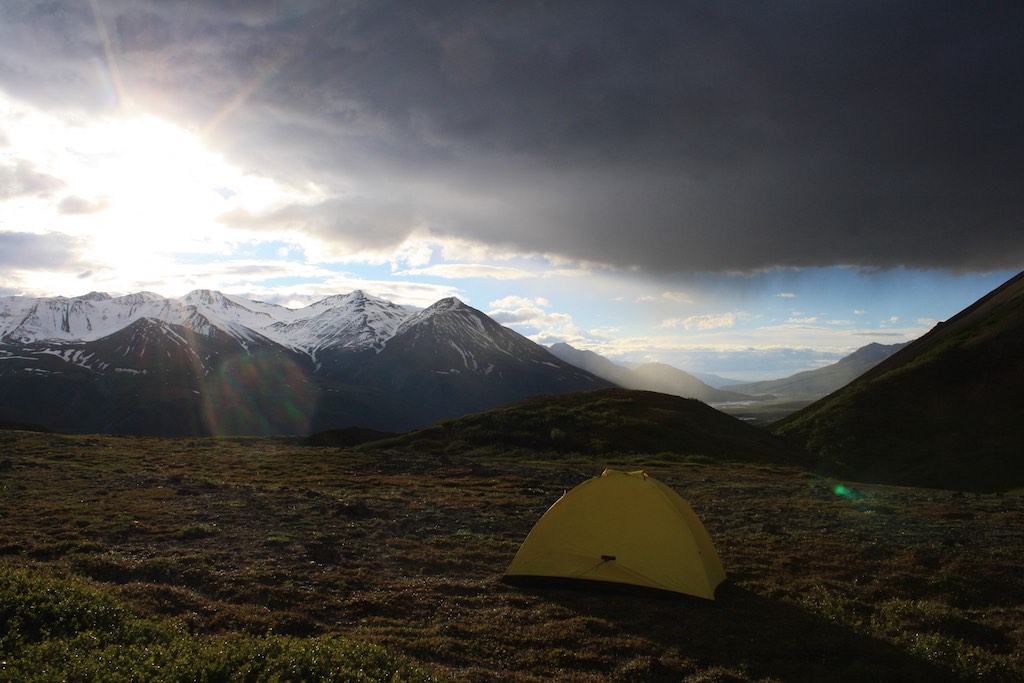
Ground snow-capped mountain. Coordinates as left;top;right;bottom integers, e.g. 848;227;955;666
0;289;609;435
345;298;605;427
266;290;412;359
0;289;410;354
389;297;565;371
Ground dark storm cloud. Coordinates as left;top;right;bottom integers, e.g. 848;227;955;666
2;1;1021;273
221;196;418;251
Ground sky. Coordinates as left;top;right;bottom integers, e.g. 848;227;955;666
0;1;1021;380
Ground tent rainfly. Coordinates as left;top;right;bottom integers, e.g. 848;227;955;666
503;469;726;600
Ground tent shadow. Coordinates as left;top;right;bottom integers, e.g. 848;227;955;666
505;580;959;682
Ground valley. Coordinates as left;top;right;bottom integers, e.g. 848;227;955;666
3;272;1024;680
0;288;917;437
3;3;1019;680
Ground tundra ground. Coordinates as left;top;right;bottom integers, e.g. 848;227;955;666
1;430;1021;681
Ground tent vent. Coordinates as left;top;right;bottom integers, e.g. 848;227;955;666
601;555;616;561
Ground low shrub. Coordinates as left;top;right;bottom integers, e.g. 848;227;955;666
0;565;437;682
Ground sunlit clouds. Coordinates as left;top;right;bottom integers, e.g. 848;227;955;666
397;264;536;280
487;296;580;342
0;94;322;293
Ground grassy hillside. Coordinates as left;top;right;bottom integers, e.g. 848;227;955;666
774;271;1024;493
371;388;804;465
2;428;1022;681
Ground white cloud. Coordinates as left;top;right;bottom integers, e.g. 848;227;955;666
0;159;65;199
492;307;572;326
489;295;548;309
638;290;692;304
57;195;110;215
588;326;621;339
391;238;434;268
777;292;797;298
487;295;583;343
681;312;740;330
658;312;742;330
395;263;535;280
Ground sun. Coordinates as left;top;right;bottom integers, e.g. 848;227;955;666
1;93;322;293
56;115;280;252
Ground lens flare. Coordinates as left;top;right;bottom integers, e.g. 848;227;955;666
200;352;319;436
832;484;864;501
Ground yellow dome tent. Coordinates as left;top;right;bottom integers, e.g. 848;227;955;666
503;469;726;600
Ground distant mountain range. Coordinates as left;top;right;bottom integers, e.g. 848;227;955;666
0;285;916;436
548;340;909;407
0;290;608;435
547;342;755;403
727;342;909;398
775;270;1024;492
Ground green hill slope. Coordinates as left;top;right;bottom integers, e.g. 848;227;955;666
373;388;804;465
773;270;1024;492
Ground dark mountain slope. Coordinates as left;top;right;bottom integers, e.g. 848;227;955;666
0;319;320;436
773;270;1024;492
376;388;805;465
345;299;612;429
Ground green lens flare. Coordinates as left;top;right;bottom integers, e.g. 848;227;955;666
832;484;864;500
201;353;318;436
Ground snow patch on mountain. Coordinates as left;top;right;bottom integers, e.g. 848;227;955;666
0;289;414;357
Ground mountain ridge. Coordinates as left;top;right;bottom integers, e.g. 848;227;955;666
0;289;415;354
370;387;805;466
773;270;1024;492
0;290;609;435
